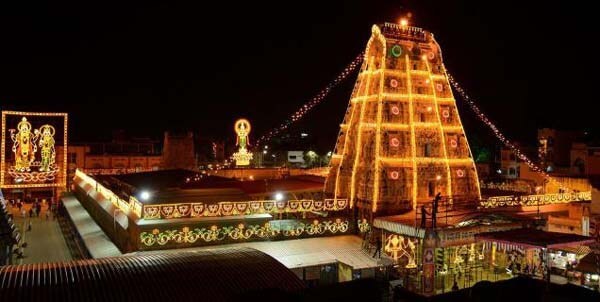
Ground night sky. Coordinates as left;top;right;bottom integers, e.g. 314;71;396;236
0;1;596;152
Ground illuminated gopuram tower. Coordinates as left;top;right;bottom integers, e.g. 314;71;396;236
325;22;481;218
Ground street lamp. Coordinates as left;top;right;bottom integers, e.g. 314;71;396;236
274;192;284;202
140;191;151;201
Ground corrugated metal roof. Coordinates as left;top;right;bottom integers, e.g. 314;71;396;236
141;235;393;270
0;248;305;301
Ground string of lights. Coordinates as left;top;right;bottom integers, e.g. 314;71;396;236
447;73;565;188
253;49;566;190
255;52;365;146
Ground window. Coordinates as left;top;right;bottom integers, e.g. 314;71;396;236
424;143;432;157
509;167;516;175
428;181;435;197
68;153;77;164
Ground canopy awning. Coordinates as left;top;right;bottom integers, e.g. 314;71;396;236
574;252;600;274
555;244;592;255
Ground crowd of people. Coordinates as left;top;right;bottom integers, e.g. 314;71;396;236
6;198;57;234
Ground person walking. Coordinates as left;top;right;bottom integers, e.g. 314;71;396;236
452;279;459;291
372;236;382;258
27;219;32;231
45;210;50;220
420;204;429;228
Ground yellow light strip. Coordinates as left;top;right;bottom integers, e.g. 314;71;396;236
443;126;464;132
381;157;474;165
382;93;410;100
405;55;418;209
353;93;443;103
349;56;375;208
424;59;453;200
346;123;420;131
1;113;5;186
372;41;387;213
1;111;68;117
441;67;482;200
414;122;443;128
411;93;436;99
359;69;383;77
381;123;410;130
436;98;455;104
383;69;445;80
334;76;362;204
350;95;377;103
1;183;67;189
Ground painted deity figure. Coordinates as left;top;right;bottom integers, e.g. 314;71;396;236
9;117;40;172
235;119;251;152
38;125;56;172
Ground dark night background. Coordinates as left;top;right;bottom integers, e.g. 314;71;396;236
0;1;597;153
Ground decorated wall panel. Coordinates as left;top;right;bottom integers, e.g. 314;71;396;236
139;218;351;249
1;111;68;189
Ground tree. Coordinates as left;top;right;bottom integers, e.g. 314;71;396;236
304;151;318;168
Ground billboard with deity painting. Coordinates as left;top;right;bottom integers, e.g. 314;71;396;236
1;111;68;189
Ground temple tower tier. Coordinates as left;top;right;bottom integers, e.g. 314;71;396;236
325;23;481;217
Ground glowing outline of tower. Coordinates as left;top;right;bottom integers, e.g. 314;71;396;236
325;22;481;217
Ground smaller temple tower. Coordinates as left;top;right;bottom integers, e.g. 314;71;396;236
161;131;196;170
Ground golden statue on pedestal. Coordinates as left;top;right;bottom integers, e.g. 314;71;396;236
232;118;253;167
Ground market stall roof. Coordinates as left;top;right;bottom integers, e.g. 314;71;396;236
574;251;600;274
556;244;592;256
475;228;595;249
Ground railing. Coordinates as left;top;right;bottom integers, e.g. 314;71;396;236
479;191;592;208
82;168;156;175
480;181;532;193
76;169;348;220
142;198;349;220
